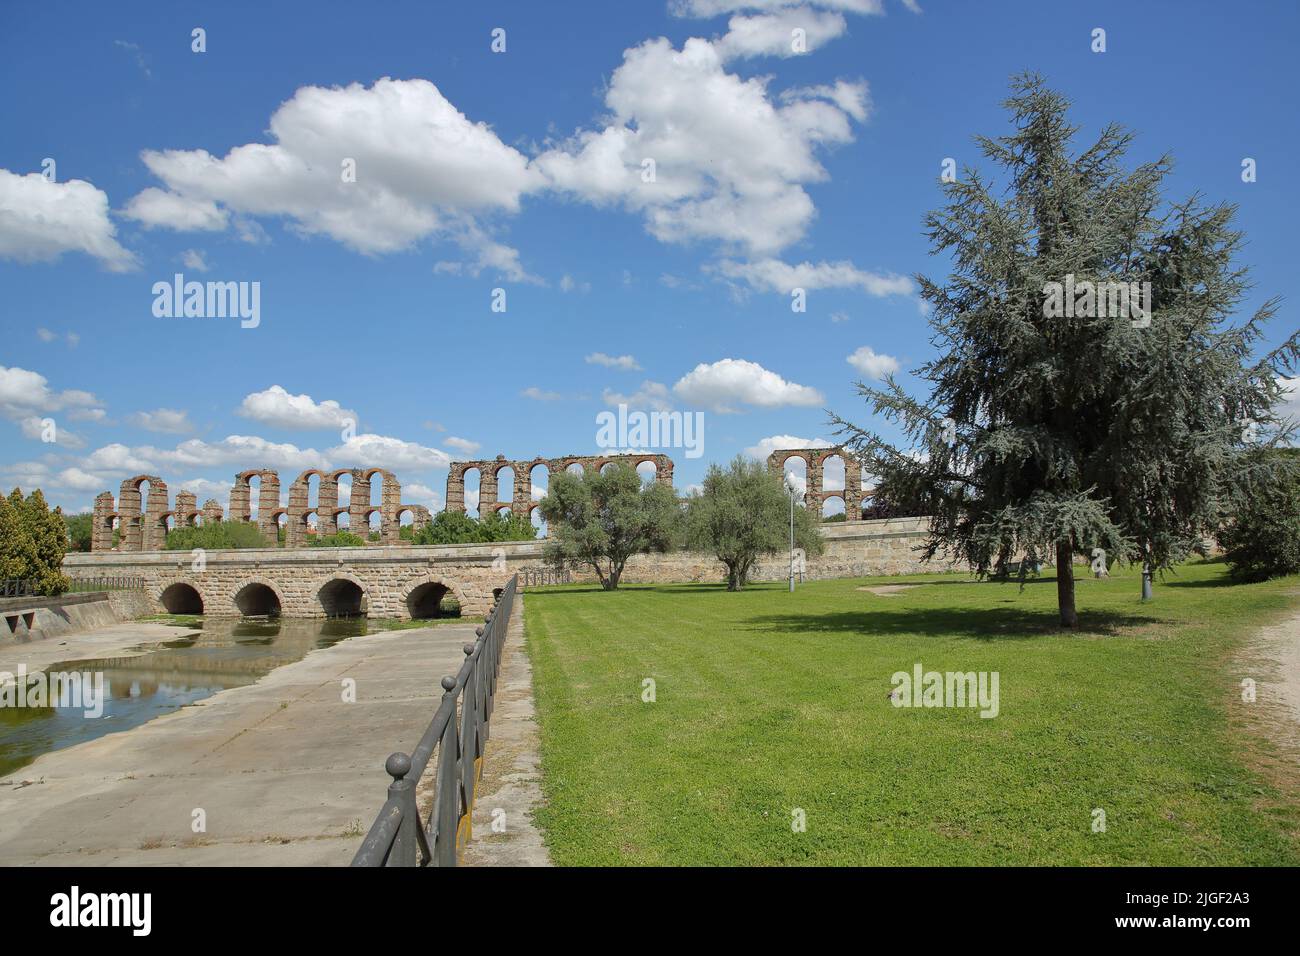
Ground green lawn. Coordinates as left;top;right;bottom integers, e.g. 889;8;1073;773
523;559;1300;865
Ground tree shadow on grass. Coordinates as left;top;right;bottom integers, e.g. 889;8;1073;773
742;606;1156;641
1160;576;1240;590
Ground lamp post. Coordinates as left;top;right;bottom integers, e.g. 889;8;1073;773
784;471;798;592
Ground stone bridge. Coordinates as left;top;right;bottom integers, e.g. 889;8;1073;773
62;518;933;621
64;541;544;620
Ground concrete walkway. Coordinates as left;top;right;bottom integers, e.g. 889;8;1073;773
0;619;481;865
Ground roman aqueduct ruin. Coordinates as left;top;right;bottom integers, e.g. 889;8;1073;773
91;468;432;552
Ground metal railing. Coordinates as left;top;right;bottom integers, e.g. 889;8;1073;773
66;576;145;593
4;577;145;597
520;566;571;588
351;573;517;867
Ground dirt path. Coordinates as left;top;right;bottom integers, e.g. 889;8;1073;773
1232;594;1300;820
1243;596;1300;732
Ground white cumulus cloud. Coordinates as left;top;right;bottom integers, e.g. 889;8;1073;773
673;358;823;413
122;78;544;274
237;385;357;430
846;345;900;380
0;170;136;271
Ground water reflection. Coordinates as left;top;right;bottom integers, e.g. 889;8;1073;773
0;616;370;778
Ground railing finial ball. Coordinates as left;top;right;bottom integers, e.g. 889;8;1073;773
463;643;475;656
475;626;485;637
440;675;457;692
385;752;412;780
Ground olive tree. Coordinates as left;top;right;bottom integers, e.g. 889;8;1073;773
538;462;679;590
685;456;823;590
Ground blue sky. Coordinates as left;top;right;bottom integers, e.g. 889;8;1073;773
2;0;1297;520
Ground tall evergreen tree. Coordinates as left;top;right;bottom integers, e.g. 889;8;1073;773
831;75;1299;626
0;491;35;582
20;489;71;595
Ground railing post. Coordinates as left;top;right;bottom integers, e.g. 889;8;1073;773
433;675;460;866
384;752;419;867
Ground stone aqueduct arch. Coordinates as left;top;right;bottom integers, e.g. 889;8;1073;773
766;446;872;520
446;453;675;518
91;452;674;553
90;467;431;552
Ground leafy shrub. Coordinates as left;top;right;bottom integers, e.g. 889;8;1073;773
165;521;269;551
408;509;537;545
310;531;367;548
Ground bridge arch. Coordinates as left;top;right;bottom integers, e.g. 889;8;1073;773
399;575;468;620
309;571;370;618
158;580;204;614
231;577;285;617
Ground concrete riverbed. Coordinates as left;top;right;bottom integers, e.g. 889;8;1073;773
0;617;482;865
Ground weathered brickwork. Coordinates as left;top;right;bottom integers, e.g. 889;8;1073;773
64;519;939;621
91;468;432;552
767;445;872;520
447;453;674;519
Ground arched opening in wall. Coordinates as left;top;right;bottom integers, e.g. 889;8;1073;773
133;479;151;543
781;455;808;506
369;471;384;509
335;510;351;532
368;509;383;541
245;474;260;523
306;473;321;511
496;506;513;521
530;463;548;505
636;461;657;487
822;495;846;521
234;582;281;617
530;506;547;537
565;462;585;478
160;582;203;615
275;511;287;544
495;465;514;509
406;582;460;619
822;454;846;494
319;578;367;617
109;515;120;549
193;513;204;527
600;461;619;476
396;507;415;542
463;467;481;518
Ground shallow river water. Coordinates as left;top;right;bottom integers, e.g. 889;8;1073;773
0;617;371;777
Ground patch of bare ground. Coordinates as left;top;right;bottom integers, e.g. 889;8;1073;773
1229;592;1300;841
